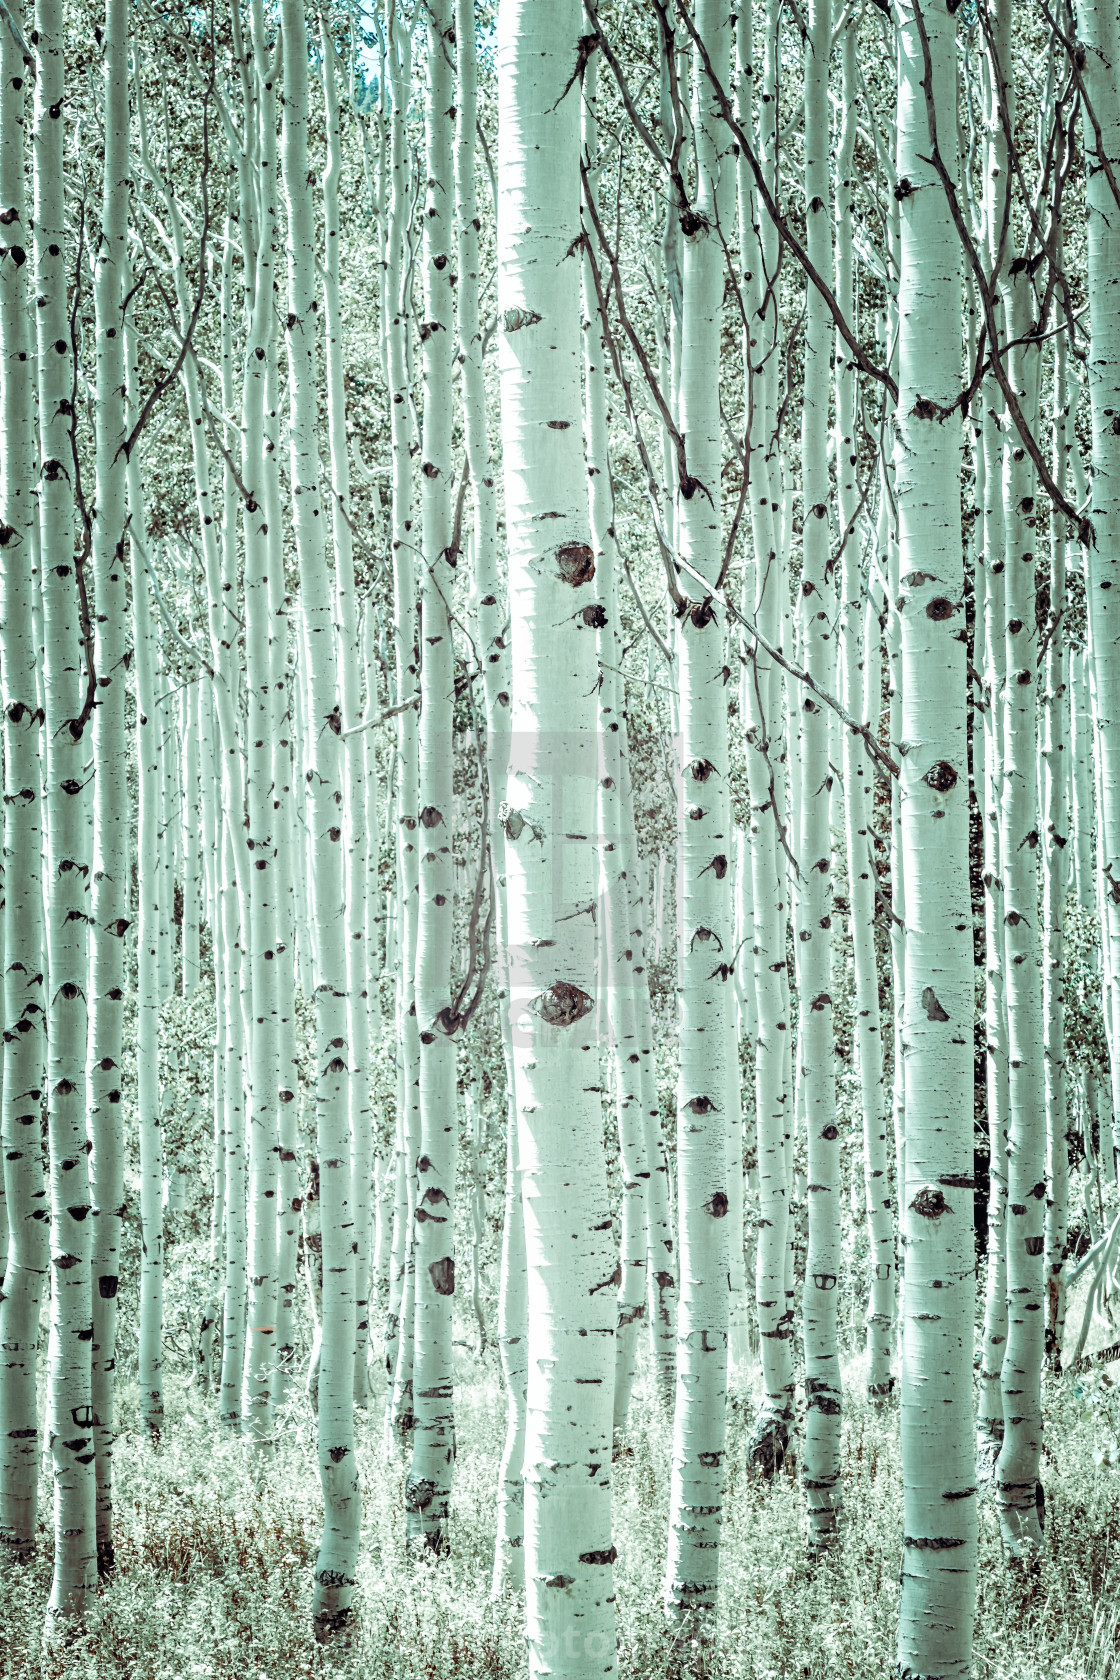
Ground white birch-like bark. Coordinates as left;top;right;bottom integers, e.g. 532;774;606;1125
1069;643;1095;913
976;393;1011;1474
450;0;526;1587
197;686;225;1394
835;15;893;1402
320;22;374;1412
1079;0;1120;1155
581;56;651;1443
359;621;384;1393
35;0;96;1622
497;5;617;1670
87;0;130;1561
265;328;299;1414
736;4;795;1473
975;41;1012;1471
797;0;842;1555
993;259;1047;1562
384;4;421;1453
126;423;163;1449
218;829;248;1430
894;1;979;1670
181;681;202;1002
279;0;360;1629
408;0;459;1552
1043;331;1071;1363
664;0;734;1620
238;0;282;1445
0;0;47;1562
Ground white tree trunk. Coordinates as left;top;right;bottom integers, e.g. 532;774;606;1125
834;15;893;1403
35;0;96;1623
450;0;526;1588
0;0;48;1562
736;4;795;1473
497;6;617;1671
239;18;282;1445
894;1;979;1670
581;55;651;1444
1043;331;1071;1364
664;0;735;1622
279;0;360;1630
797;0;842;1556
407;0;460;1554
993;264;1047;1561
1079;0;1120;1164
320;23;374;1414
384;4;421;1454
86;0;130;1568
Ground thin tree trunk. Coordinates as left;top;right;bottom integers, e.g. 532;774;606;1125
894;0;979;1669
36;0;96;1624
664;0;735;1624
737;2;795;1474
86;0;130;1567
384;2;420;1454
408;0;460;1554
797;0;842;1557
451;0;525;1588
1080;0;1120;1166
239;12;282;1446
0;0;48;1563
835;14;893;1403
993;258;1047;1564
128;416;164;1450
279;0;360;1631
581;55;651;1445
1043;329;1071;1366
320;23;374;1413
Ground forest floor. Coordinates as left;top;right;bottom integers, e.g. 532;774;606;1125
1;1350;1117;1680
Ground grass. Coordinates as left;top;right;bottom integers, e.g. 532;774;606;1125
2;1345;1117;1680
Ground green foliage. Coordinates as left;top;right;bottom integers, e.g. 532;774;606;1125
1;1359;1117;1679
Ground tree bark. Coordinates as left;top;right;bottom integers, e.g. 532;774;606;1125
497;5;617;1671
894;0;979;1670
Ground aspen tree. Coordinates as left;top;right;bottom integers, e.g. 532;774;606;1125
735;2;795;1471
127;402;163;1449
86;0;130;1562
834;12;892;1400
664;0;735;1621
238;0;283;1445
1079;0;1120;1146
993;259;1047;1561
1043;330;1071;1360
35;0;96;1623
197;688;225;1392
451;0;526;1586
0;0;47;1563
582;53;651;1442
279;0;360;1630
497;3;617;1670
975;28;1012;1476
218;830;249;1429
384;2;421;1452
1069;642;1095;913
259;105;300;1416
408;0;460;1552
796;0;842;1554
894;0;979;1671
181;682;203;1002
320;21;373;1408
